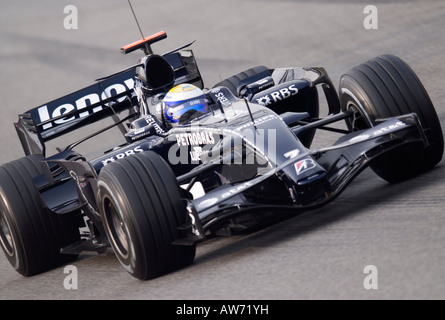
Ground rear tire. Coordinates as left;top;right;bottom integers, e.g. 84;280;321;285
0;155;81;276
96;151;196;280
339;54;443;183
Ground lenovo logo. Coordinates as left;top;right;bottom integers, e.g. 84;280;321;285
37;78;134;130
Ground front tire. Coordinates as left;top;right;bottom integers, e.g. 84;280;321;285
339;54;443;183
96;151;196;280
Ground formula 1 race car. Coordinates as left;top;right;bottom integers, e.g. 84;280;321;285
0;31;443;280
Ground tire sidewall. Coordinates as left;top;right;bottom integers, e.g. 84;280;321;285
96;179;141;277
339;75;375;130
0;194;23;271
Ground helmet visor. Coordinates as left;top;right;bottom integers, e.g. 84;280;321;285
164;97;209;124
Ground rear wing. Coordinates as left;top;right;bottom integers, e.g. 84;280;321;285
15;32;203;156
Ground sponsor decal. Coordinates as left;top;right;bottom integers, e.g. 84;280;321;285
210;87;238;108
255;84;299;106
234;114;277;131
143;115;165;135
190;146;204;162
176;131;215;146
197;197;219;209
169;83;196;93
101;145;144;166
284;149;301;159
37;78;135;130
349;134;370;144
294;158;316;175
252;77;274;91
347;120;407;144
211;89;232;107
372;120;406;136
221;180;256;199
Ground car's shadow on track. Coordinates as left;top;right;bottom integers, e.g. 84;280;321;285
192;163;445;267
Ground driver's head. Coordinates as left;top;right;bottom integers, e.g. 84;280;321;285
163;84;209;126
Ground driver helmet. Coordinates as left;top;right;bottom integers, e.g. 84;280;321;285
163;84;209;126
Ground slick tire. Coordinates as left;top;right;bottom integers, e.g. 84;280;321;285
214;66;270;96
96;151;196;280
339;54;443;183
0;155;81;276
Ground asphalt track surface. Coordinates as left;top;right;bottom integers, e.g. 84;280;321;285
0;0;444;300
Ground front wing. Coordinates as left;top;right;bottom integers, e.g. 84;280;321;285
183;113;427;241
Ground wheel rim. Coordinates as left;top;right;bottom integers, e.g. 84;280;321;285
348;103;372;131
0;210;15;257
103;197;130;259
341;87;374;131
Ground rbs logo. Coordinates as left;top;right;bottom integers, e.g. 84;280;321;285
255;84;299;106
